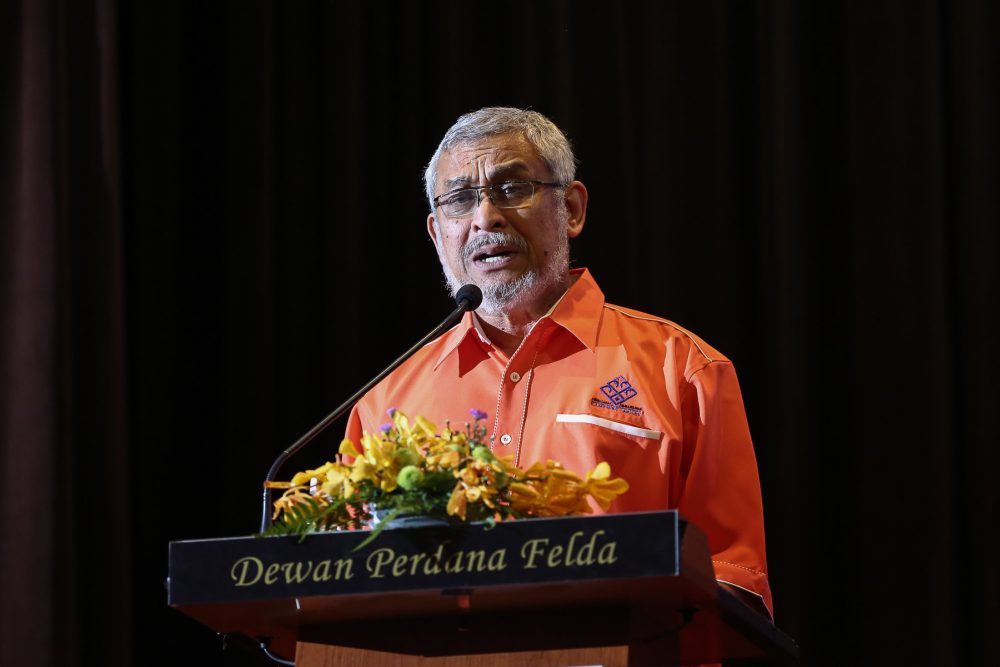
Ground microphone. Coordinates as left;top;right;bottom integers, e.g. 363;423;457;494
454;283;482;311
260;285;482;531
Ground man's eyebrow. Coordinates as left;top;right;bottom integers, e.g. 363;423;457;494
442;175;474;191
441;160;532;192
487;160;531;181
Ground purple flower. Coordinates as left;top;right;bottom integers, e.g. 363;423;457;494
386;407;397;417
379;422;393;433
469;408;488;422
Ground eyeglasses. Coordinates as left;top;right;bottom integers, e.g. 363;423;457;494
433;180;565;218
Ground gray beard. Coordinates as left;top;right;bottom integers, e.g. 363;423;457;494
433;217;571;316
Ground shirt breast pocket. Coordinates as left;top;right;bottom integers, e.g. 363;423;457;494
552;413;670;512
555;413;663;448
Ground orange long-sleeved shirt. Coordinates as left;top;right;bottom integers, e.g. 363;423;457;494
347;268;772;614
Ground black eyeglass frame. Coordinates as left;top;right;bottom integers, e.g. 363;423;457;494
432;180;566;217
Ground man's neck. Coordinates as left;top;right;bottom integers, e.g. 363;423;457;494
475;311;540;359
474;277;573;358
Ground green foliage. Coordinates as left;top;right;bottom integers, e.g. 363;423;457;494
262;494;370;542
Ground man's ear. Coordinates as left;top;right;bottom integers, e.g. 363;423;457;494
427;213;441;250
563;181;588;238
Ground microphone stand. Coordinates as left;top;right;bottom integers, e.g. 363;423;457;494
259;286;482;532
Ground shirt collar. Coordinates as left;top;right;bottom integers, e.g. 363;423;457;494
548;268;604;351
432;268;605;369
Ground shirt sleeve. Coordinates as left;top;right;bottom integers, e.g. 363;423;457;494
344;395;387;452
344;402;365;449
676;359;773;617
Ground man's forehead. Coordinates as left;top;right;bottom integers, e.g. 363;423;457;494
437;134;544;186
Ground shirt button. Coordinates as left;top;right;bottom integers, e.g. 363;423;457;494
510;371;521;383
499;433;512;445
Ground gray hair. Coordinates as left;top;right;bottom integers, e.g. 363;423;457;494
423;107;578;211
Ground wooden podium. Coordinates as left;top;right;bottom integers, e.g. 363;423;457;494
168;511;797;665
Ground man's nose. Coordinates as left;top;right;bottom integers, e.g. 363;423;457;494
470;188;507;231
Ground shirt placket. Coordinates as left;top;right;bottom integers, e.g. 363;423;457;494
488;322;548;465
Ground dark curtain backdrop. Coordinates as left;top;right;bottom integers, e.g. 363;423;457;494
1;0;130;665
2;1;997;665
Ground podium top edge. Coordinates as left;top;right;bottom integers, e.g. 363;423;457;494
168;509;683;546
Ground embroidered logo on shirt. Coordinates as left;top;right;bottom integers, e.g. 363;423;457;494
591;375;644;416
600;376;638;404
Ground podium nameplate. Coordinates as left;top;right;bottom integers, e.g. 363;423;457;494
168;511;795;663
169;511;695;606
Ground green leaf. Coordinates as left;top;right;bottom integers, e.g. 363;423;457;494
352;508;401;552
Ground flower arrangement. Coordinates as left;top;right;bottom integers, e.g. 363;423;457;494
263;408;629;539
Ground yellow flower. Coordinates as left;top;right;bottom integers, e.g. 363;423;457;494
585;462;630;510
507;482;543;509
499;460;628;517
361;433;396;470
349;459;377;484
338;439;362;460
411;415;437;439
271;487;326;521
549;466;584;483
590;461;611;480
447;484;468;520
391;412;439;452
427;448;461;470
319;463;351;498
289;462;337;487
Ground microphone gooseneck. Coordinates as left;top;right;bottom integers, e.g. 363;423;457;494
259;285;482;532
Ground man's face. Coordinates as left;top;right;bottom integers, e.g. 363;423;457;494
427;133;584;315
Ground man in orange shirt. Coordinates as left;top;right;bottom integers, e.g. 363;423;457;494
346;107;772;617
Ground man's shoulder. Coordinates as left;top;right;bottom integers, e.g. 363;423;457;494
353;322;465;418
400;319;470;370
600;301;732;372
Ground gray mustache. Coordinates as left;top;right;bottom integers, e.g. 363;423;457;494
462;233;529;262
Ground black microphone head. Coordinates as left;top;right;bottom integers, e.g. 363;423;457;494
455;284;483;311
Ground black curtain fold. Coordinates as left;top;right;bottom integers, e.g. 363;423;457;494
2;1;997;665
2;0;130;666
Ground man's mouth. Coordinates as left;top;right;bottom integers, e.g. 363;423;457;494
462;233;530;272
472;245;518;264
